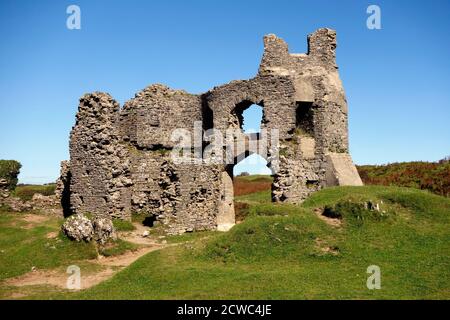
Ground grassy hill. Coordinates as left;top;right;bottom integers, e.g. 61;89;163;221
69;186;449;299
357;159;450;197
1;180;449;299
233;174;273;197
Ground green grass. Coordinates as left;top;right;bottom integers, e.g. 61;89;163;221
0;208;139;298
1;185;449;299
0;210;97;281
112;219;136;231
98;239;139;257
166;230;218;244
235;190;271;203
58;186;449;299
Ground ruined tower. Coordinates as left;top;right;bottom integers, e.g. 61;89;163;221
61;28;363;234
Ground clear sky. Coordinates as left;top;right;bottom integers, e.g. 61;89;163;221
0;0;449;183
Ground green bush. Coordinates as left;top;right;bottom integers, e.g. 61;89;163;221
0;160;22;191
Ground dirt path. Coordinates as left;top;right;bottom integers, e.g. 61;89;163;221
18;214;52;229
4;245;164;291
4;267;117;290
3;223;169;295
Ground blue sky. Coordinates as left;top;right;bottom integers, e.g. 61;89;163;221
0;0;449;183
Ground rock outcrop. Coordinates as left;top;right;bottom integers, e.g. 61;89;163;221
61;213;94;242
61;213;116;244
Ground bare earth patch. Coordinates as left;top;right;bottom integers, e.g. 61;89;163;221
314;208;342;227
46;231;59;239
93;246;163;267
19;214;52;229
315;238;339;256
4;267;116;290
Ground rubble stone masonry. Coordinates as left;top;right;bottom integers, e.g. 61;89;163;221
60;29;362;234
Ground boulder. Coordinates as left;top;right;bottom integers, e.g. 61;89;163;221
61;213;94;242
92;216;116;244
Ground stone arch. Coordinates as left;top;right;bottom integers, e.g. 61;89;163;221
230;99;266;132
205;76;297;140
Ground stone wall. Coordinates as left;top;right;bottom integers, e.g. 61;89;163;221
63;28;362;234
120;84;203;149
68;93;132;219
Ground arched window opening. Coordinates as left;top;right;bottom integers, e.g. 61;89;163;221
241;104;263;134
233;101;264;134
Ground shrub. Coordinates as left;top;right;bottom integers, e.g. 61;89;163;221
322;205;343;219
0;160;22;190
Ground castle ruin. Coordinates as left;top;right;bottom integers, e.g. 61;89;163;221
60;28;363;235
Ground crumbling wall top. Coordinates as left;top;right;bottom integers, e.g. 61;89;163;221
259;28;338;76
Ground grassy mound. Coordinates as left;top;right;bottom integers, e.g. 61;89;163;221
67;186;449;299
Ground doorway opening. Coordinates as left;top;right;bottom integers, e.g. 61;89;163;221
232;154;273;224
